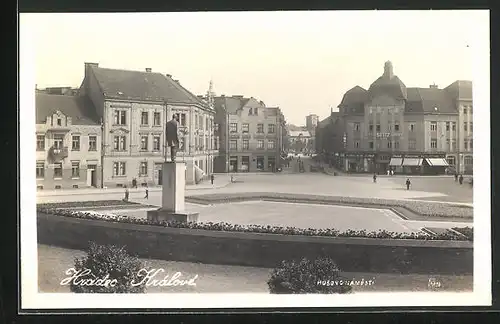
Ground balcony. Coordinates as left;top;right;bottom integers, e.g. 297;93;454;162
48;146;68;162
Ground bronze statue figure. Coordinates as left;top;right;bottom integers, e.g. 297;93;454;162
165;114;179;162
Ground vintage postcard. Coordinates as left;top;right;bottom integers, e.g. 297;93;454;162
19;10;491;311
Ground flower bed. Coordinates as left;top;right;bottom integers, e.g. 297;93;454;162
185;193;473;218
452;227;473;241
36;206;473;242
38;200;141;209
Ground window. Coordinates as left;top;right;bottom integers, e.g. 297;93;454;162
140;135;148;151
268;124;276;134
229;123;238;133
199;115;204;131
464;156;473;165
409;123;415;132
242;139;249;150
57;118;62;126
241;156;250;171
430;122;437;131
257;140;264;149
387;123;392;131
36;135;45;151
174;113;187;126
369;141;374;149
469;122;473;132
446;122;450;131
376;124;381;132
113;162;126;176
430;139;437;149
229;140;237;150
153;112;161;126
36;162;44;179
464;122;468;131
354;141;360;148
114;110;127;125
268;140;275;149
153;136;160;151
452;139;456;151
89;136;97;151
205;137;209;150
53;135;64;149
464;140;468;150
113;136;127;151
141;112;149;125
394;124;400;132
369;124;373;132
242;123;249;133
256;156;264;170
71;162;80;178
206;118;209;131
195;114;199;129
387;141;392;149
394;141;400;149
140;161;148;176
463;107;467;114
446;139;450;149
447;156;456;165
353;123;360;131
452;122;456;131
408;139;416;150
470;139;473;149
71;135;80;151
257;124;264;133
54;162;63;178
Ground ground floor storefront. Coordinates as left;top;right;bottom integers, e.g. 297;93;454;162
326;152;461;175
445;153;473;175
214;153;280;173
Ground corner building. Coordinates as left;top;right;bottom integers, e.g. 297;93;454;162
213;95;284;172
338;61;473;175
35;92;102;190
80;63;217;187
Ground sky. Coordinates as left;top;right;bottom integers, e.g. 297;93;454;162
21;10;487;126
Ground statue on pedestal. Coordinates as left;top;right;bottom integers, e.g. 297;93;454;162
165;115;179;162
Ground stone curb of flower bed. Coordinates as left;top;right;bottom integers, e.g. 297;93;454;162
185;193;473;219
36;206;473;242
38;200;141;209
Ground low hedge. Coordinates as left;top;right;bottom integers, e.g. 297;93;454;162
38;200;141;209
36;206;473;242
185;192;473;218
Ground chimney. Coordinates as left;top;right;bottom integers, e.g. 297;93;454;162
173;80;179;83
85;62;99;69
145;68;152;72
166;74;172;78
429;84;438;89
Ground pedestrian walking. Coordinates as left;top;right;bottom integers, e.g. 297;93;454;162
459;174;464;185
144;184;149;199
406;178;411;190
390;169;394;176
124;186;129;201
387;169;390;176
454;173;458;182
132;178;137;189
373;173;377;183
210;174;215;185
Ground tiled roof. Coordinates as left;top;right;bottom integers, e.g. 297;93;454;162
36;93;100;125
214;96;266;114
289;130;311;137
405;87;457;114
369;75;407;100
445;80;473;100
338;86;369;107
90;67;204;105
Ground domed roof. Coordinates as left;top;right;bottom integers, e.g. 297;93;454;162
368;61;407;100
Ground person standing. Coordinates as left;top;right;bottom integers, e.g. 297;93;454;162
454;173;458;182
390;169;394;176
387;169;390;176
406;178;411;190
144;184;149;199
124;186;129;201
132;178;137;189
373;173;377;183
210;174;215;185
459;174;464;185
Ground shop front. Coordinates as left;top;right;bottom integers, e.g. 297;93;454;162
401;155;423;175
388;155;403;174
374;154;391;174
422;156;449;175
342;153;375;173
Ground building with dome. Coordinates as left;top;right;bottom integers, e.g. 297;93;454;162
317;61;473;175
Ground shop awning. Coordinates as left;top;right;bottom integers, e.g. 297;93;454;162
425;158;449;167
402;158;422;166
389;158;403;166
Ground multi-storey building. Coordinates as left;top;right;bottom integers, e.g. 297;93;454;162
79;63;217;186
305;114;319;134
213;95;284;172
288;130;313;153
318;61;473;174
36;92;102;189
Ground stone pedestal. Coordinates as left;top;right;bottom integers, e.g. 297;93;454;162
147;162;199;223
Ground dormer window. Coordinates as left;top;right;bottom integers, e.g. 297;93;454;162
57;118;62;126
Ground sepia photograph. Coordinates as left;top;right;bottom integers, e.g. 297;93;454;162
19;10;491;310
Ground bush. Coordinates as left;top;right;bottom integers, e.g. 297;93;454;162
267;257;353;294
69;242;147;293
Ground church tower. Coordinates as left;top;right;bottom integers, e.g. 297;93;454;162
206;79;215;110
